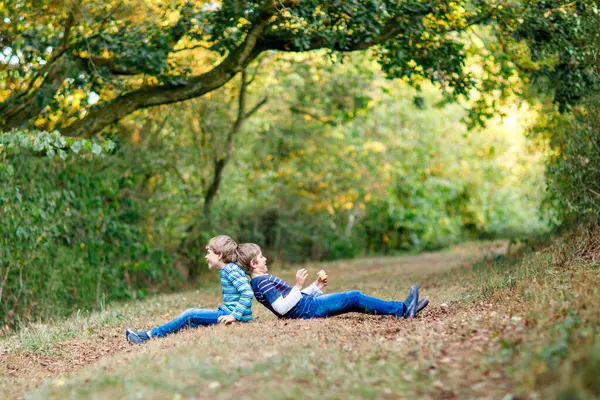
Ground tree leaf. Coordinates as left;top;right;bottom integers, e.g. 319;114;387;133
91;144;103;155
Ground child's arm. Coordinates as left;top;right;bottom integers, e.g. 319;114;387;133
300;269;326;297
301;283;322;297
260;269;308;315
221;267;254;322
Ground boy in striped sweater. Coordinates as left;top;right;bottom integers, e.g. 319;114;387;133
126;235;253;344
236;243;428;320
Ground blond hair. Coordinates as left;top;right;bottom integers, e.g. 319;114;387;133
236;243;262;273
207;235;238;263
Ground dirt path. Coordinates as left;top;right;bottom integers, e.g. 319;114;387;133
1;241;513;399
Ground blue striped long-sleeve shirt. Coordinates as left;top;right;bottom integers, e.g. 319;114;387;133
250;274;322;318
251;275;295;317
217;263;253;321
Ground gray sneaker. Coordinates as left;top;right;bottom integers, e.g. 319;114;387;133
402;285;419;318
126;328;150;344
415;296;429;316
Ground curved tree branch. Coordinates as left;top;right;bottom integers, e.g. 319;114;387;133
61;1;275;138
2;0;501;136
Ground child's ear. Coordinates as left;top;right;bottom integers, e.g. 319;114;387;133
249;258;258;270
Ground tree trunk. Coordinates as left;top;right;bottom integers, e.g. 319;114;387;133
202;69;268;216
180;70;267;280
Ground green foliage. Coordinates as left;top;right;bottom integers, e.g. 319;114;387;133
0;130;175;333
0;130;115;160
479;0;600;224
0;44;554;332
508;0;600;109
193;53;551;260
0;0;516;135
545;95;600;221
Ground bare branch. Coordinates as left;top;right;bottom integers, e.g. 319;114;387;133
244;97;268;120
289;106;331;123
232;70;250;134
168;164;193;193
60;10;76;51
173;43;215;53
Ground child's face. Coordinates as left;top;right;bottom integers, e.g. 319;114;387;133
205;247;223;269
251;251;268;274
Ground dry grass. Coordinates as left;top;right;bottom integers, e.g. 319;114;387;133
0;233;598;399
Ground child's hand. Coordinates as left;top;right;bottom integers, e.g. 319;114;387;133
217;314;237;325
316;269;328;290
295;268;308;288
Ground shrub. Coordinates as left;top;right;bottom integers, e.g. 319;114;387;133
546;95;600;221
0;131;175;334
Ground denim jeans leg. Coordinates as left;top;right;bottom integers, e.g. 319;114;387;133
309;291;405;318
149;308;227;338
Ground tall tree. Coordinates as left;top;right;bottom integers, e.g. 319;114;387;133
1;0;501;137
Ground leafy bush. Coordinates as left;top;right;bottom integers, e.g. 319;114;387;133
546;95;600;221
0;131;175;334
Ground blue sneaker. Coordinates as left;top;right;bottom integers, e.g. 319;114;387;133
126;328;150;344
402;285;419;318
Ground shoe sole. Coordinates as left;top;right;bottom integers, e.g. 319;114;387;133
126;328;143;345
416;297;429;315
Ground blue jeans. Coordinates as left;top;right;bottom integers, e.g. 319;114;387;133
149;308;229;338
288;290;406;319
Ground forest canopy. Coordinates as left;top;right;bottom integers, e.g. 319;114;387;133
1;0;598;136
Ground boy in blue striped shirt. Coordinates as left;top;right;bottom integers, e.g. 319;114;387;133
236;243;428;320
126;235;253;344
